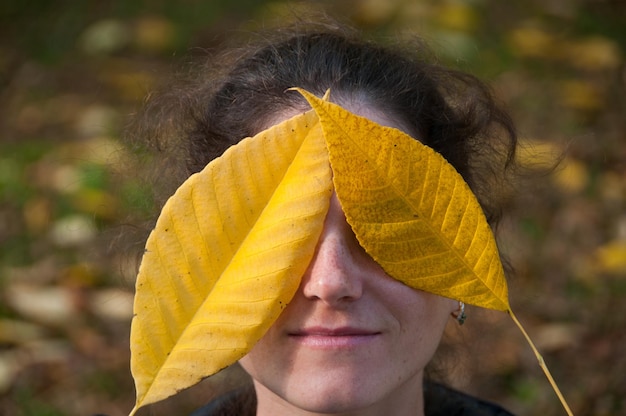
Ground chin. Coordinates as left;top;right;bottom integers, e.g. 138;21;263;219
288;391;373;414
281;377;385;413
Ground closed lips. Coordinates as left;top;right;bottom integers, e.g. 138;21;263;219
291;327;380;336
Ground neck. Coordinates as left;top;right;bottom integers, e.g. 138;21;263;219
253;376;425;416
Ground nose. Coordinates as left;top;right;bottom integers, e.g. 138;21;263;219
301;195;364;305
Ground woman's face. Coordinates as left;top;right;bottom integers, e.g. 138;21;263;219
240;194;457;415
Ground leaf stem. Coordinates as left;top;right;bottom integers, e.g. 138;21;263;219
508;309;574;416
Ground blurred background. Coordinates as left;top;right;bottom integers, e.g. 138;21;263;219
0;0;624;415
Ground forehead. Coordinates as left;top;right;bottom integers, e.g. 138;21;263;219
264;100;414;139
345;102;412;136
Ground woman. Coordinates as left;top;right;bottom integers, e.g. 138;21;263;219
131;21;518;416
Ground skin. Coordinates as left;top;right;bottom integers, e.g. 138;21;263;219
239;104;459;416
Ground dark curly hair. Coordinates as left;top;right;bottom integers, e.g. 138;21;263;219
131;22;517;229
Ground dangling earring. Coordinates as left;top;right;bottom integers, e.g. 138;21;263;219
453;301;467;325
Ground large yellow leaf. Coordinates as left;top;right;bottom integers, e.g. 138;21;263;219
129;109;332;413
295;88;509;311
296;89;573;415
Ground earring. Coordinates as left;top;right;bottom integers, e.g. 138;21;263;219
454;301;467;325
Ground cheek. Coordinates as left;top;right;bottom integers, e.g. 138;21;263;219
238;324;282;370
237;309;297;381
393;289;456;344
238;336;280;387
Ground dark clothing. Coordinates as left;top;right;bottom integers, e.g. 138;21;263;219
190;382;514;416
423;383;514;416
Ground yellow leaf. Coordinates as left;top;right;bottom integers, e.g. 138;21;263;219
508;25;555;59
295;88;509;311
559;79;604;112
516;139;561;170
134;16;176;53
565;36;622;72
552;157;589;194
129;109;332;413
595;240;626;275
296;89;573;415
435;3;477;32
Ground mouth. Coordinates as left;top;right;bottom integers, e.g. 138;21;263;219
289;327;382;348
